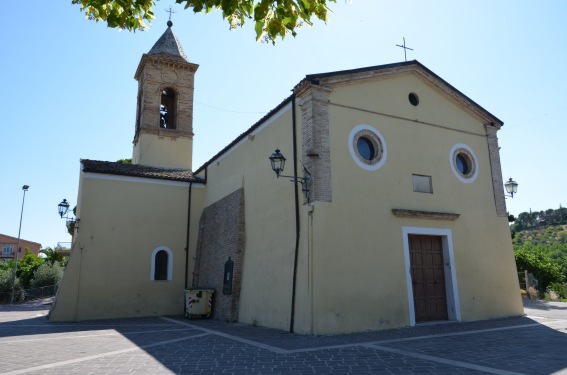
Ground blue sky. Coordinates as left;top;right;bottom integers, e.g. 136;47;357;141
1;0;566;248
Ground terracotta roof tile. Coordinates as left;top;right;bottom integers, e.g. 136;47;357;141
81;159;202;183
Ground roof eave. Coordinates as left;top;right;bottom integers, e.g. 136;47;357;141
80;159;203;183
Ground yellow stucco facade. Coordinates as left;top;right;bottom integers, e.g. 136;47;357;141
132;133;193;170
50;25;522;334
50;172;205;321
185;68;523;334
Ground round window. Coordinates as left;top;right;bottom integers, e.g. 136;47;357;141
450;144;478;183
455;153;471;175
409;92;419;106
357;137;376;161
348;125;387;171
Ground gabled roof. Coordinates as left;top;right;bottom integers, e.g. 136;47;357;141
147;21;189;63
300;60;503;126
81;159;203;183
0;234;42;247
195;60;503;173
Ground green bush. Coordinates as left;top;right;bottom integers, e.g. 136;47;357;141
30;262;64;288
16;251;45;289
0;268;24;302
514;243;563;293
548;282;567;299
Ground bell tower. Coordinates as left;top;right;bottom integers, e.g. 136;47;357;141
132;21;198;169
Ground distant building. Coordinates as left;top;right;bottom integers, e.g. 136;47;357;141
0;234;41;261
55;243;72;258
50;22;523;334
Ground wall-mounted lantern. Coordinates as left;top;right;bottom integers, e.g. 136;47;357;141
58;199;70;218
504;178;518;198
58;199;80;231
269;149;311;202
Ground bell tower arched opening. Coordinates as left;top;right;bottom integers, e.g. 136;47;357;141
159;88;176;129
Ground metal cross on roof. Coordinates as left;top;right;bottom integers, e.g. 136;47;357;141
396;37;414;62
165;6;177;21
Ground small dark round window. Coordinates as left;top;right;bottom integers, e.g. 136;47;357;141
357;137;375;161
408;93;419;106
456;153;470;175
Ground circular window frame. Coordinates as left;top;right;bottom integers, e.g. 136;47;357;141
348;124;387;171
449;143;478;183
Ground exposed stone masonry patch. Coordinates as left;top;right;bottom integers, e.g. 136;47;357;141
193;189;245;321
133;62;196;145
485;125;507;217
297;84;332;203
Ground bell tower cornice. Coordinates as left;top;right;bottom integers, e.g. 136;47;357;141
134;54;198;81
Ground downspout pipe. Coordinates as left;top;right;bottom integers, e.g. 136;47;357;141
290;95;300;333
184;181;193;316
184;181;193;290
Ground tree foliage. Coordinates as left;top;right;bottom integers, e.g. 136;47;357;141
30;262;65;289
18;252;45;289
0;269;24;302
72;0;339;43
40;247;64;265
3;250;46;289
514;242;563;293
511;206;567;233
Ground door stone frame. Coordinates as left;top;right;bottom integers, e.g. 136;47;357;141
402;226;461;326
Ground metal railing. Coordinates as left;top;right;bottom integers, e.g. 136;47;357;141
24;285;58;301
0;285;58;304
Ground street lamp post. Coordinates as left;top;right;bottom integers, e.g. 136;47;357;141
11;185;29;304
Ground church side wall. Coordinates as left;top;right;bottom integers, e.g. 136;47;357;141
50;175;191;321
199;104;304;332
306;74;522;334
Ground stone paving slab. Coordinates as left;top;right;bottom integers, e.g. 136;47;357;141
0;298;566;375
170;315;539;351
380;324;567;375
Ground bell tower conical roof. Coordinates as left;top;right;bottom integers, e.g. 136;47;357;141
134;21;196;80
147;21;189;63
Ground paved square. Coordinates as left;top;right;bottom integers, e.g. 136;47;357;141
0;299;566;374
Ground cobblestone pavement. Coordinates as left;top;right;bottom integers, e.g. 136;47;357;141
1;298;566;374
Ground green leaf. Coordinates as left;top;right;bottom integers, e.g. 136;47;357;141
73;0;339;44
254;19;265;41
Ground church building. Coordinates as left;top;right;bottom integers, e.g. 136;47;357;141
50;22;523;334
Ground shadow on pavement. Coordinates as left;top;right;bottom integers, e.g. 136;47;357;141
523;298;567;311
0;298;566;374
